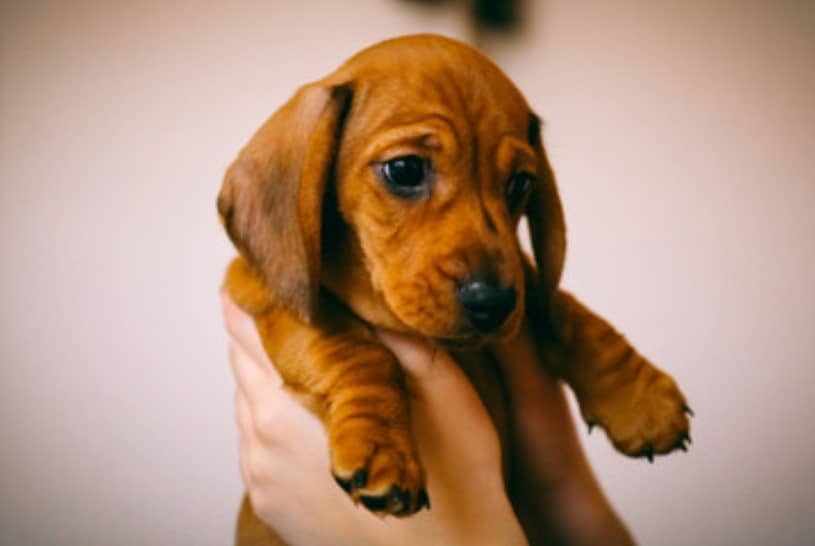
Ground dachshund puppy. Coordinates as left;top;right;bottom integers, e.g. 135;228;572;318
218;34;691;545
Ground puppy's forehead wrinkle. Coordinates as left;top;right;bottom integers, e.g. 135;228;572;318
363;113;461;159
479;197;498;235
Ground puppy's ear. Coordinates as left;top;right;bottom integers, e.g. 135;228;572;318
218;82;352;322
526;114;567;304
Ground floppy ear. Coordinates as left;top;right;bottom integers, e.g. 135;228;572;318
217;82;352;322
525;114;567;308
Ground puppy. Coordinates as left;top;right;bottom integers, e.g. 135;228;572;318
218;34;691;546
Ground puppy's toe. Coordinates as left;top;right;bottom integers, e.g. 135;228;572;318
581;368;693;462
329;420;427;516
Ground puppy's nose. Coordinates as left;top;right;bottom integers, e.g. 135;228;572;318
458;280;517;332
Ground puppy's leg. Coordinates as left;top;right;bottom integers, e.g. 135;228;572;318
543;290;692;460
225;258;427;517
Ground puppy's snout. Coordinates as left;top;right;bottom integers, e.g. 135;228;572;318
457;279;516;332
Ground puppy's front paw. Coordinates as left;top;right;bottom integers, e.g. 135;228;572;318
329;418;427;516
579;363;692;462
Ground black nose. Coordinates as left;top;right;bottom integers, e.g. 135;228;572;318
458;280;517;332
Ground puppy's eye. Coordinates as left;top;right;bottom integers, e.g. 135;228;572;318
506;172;535;212
380;155;429;198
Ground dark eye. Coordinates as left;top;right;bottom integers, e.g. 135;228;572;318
380;155;429;198
506;172;535;212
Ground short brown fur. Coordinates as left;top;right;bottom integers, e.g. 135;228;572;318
219;35;690;546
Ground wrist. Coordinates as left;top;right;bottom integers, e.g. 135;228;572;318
544;474;634;546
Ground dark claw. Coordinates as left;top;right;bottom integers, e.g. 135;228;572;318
391;485;419;516
676;437;688;452
387;486;406;511
334;476;352;493
396;503;413;516
587;421;596;434
683;405;695;417
360;494;387;511
352;469;368;489
417;488;430;510
388;486;403;503
680;431;692;445
400;487;412;508
639;445;654;463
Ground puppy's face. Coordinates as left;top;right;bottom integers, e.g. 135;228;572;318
331;39;543;346
219;35;565;346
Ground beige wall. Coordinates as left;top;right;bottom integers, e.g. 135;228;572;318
1;1;813;545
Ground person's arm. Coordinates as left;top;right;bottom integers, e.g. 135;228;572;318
223;293;528;546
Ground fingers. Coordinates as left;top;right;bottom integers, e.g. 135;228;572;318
221;290;279;378
235;386;254;435
235;389;255;486
373;329;493;429
223;289;286;464
374;329;465;397
374;329;444;377
229;340;282;416
222;291;283;405
235;381;288;491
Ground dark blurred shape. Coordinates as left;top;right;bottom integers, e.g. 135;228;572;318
399;0;523;34
473;0;519;29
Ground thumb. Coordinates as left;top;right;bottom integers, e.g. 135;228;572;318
374;329;486;412
374;329;455;386
374;329;500;456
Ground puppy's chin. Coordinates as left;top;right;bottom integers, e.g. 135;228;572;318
434;310;524;352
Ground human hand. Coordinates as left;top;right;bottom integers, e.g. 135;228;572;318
492;324;635;546
222;292;528;546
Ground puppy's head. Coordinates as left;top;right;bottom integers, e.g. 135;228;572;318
218;35;565;347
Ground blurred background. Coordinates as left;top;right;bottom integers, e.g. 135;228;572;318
1;1;813;545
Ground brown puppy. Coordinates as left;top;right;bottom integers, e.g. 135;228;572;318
218;34;691;545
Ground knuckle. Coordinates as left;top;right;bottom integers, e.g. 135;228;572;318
222;302;242;338
230;345;265;394
238;440;252;483
223;300;252;341
253;401;284;444
227;342;245;376
245;446;280;490
234;391;252;431
245;446;267;482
